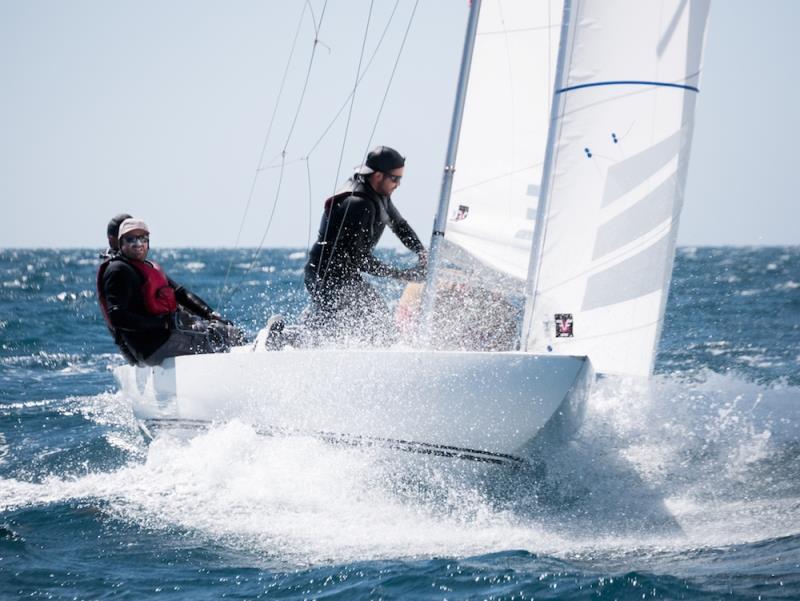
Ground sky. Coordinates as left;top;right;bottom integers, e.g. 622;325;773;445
1;0;798;249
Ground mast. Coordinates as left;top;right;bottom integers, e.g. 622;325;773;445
418;0;482;339
520;0;572;350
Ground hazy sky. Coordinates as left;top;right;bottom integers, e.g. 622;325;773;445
1;0;798;249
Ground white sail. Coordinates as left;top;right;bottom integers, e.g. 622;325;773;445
443;0;564;284
522;0;711;376
119;1;603;463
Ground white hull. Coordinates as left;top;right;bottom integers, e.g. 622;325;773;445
115;349;593;464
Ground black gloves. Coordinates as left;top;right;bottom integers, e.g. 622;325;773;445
209;311;234;326
399;264;427;282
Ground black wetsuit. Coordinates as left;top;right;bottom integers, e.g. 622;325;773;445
97;251;138;365
101;257;241;365
304;175;425;341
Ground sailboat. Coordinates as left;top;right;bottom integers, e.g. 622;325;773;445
115;0;710;464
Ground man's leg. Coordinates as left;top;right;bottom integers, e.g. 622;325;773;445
142;328;215;366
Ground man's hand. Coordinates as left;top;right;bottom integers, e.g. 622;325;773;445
401;264;427;282
190;320;209;333
209;311;234;326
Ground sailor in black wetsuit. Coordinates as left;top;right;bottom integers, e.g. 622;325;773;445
96;213;137;364
98;218;245;366
304;146;427;344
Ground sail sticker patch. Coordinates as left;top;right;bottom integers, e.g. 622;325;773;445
555;314;573;337
453;205;469;221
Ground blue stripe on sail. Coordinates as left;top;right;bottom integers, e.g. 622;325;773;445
557;80;699;94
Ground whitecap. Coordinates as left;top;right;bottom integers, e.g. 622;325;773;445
735;353;774;369
184;262;206;272
0;398;60;414
287;251;306;260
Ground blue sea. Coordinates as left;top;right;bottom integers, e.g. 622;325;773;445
1;247;798;600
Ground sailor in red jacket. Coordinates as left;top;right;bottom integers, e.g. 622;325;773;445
98;218;244;366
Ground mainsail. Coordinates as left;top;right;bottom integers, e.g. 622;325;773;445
429;0;710;377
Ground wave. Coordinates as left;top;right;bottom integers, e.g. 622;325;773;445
0;351;120;371
2;372;798;568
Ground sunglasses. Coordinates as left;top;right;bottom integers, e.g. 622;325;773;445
121;234;149;245
382;173;402;183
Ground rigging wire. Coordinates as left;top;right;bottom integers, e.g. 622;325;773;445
361;0;419;156
299;0;416;267
303;0;402;161
219;0;417;305
281;1;331;152
254;0;403;173
219;0;331;309
316;0;420;283
314;0;376;280
305;157;315;256
218;2;309;305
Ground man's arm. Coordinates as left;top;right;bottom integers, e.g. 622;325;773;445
170;279;234;324
170;279;213;319
354;201;425;282
386;200;425;255
337;198;407;278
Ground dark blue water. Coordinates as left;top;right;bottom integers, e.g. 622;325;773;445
1;247;798;600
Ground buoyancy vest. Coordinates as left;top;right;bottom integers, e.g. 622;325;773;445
128;259;178;315
97;255;177;318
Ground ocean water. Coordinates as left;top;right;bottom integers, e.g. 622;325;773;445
1;246;798;600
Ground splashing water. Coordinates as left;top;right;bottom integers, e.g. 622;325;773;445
1;247;799;599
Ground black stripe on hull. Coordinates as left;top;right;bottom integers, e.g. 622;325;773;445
140;418;525;466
